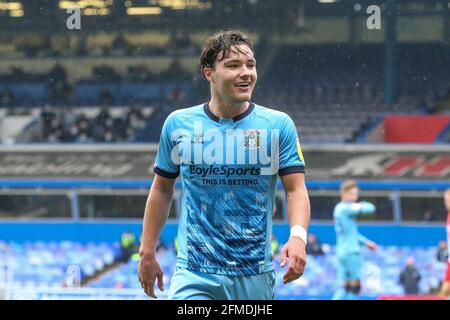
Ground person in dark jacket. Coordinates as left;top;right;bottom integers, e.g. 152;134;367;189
399;256;421;295
305;233;324;256
437;240;449;263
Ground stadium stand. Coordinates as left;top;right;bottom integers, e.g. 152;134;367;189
3;44;448;144
3;238;442;300
83;244;445;299
0;241;121;290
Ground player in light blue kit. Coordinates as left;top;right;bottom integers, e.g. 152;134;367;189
332;179;378;300
137;31;311;300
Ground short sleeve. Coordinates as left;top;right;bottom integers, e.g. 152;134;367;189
348;202;376;216
278;115;306;177
153;115;180;179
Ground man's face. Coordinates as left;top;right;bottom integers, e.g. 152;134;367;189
205;44;257;104
342;187;359;203
445;193;450;211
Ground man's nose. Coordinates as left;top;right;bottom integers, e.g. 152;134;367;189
239;65;252;77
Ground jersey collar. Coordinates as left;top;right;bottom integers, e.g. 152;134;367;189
203;102;255;123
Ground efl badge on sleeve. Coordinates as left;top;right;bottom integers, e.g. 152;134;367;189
296;137;304;162
244;129;261;150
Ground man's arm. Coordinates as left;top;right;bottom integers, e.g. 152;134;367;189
350;202;377;251
279;172;311;284
348;201;376;216
138;174;175;298
358;233;378;251
358;233;369;244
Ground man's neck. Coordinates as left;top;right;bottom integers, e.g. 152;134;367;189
208;97;249;119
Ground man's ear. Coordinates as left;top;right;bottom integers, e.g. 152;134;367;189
203;67;213;82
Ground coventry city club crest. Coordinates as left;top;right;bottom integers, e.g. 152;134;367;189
192;133;204;144
244;129;261;149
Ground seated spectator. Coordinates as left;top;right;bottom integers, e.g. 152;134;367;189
48;114;66;143
156;239;167;253
95;104;112;128
125;104;146;138
437;240;449;263
93;65;120;82
0;88;15;113
9;65;26;82
101;128;118;143
99;88;114;106
435;88;450;113
40;104;56;139
74;132;92;143
66;124;80;142
48;80;72;107
127;65;155;81
112;117;127;140
75;114;92;136
169;87;186;104
35;104;149;143
160;59;192;81
120;230;136;263
423;209;435;222
126;103;145;122
271;234;279;258
399;256;421;295
111;34;130;56
49;63;67;83
168;31;197;55
305;233;324;256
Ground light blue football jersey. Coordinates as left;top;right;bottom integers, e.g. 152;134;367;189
154;102;305;276
333;201;376;257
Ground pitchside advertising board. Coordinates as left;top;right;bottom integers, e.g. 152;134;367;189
0;144;448;181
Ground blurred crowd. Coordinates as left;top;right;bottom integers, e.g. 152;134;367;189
36;103;148;143
0;59;193;110
0;59;192;84
9;32;199;59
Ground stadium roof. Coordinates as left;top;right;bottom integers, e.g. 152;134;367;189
0;0;447;34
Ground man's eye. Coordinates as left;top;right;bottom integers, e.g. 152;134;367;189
228;64;239;68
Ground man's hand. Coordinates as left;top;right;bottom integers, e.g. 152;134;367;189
280;237;307;284
366;240;378;251
138;253;164;298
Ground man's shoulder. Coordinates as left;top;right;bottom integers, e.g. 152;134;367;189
334;202;350;215
252;103;294;128
334;201;345;209
253;103;291;120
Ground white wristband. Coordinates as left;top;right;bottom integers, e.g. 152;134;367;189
290;225;307;244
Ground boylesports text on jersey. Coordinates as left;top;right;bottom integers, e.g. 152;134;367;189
189;165;261;178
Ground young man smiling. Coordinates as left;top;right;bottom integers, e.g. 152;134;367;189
138;30;310;300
